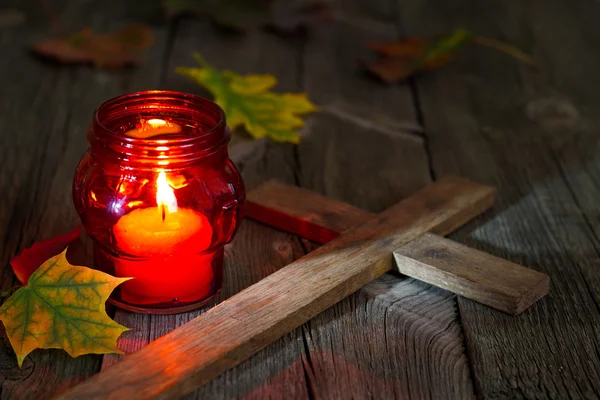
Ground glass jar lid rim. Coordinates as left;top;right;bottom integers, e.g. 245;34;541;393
94;90;227;146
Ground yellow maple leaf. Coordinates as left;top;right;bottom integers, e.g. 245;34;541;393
0;249;129;367
176;52;318;144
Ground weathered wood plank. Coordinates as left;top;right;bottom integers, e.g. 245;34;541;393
358;275;472;399
101;16;316;399
297;1;474;397
246;181;476;398
104;1;474;398
0;0;168;398
302;0;428;212
396;0;600;397
246;180;373;244
57;177;492;400
246;181;549;314
395;233;550;315
305;0;419;137
103;220;314;399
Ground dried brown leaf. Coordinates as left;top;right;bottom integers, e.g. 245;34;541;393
365;28;535;84
32;23;154;68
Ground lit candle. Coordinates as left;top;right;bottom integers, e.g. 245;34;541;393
113;170;214;305
75;92;245;314
124;118;182;139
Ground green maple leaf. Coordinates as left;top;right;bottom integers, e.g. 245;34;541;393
177;53;318;143
0;250;129;367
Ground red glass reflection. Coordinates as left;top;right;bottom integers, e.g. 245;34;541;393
73;90;245;313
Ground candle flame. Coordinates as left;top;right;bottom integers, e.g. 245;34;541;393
125;118;182;139
148;118;170;128
156;171;178;216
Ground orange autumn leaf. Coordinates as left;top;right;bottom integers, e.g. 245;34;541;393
32;23;154;68
0;250;129;367
365;28;535;84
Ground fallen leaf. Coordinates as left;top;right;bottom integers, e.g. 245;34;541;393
417;28;473;70
10;226;81;285
177;53;318;143
471;35;537;68
366;28;535;83
366;28;472;83
0;249;129;367
32;23;154;68
163;0;332;32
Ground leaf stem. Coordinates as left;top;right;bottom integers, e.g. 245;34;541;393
472;35;537;67
192;51;208;67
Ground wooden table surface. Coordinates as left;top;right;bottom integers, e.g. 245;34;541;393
1;0;600;399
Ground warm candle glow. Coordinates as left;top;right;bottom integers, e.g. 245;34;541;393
112;170;214;303
124;118;182;139
147;118;168;127
156;171;178;215
75;90;245;312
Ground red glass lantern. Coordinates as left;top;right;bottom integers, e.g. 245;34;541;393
73;90;245;314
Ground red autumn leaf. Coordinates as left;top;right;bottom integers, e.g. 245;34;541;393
368;37;428;57
32;23;154;68
10;226;81;285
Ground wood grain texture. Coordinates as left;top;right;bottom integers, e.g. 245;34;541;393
101;1;477;399
301;0;430;213
244;175;490;245
246;180;549;314
292;2;475;395
246;180;373;244
396;233;550;314
357;275;473;399
102;17;315;400
0;0;168;398
304;0;420;138
396;0;600;397
57;177;492;400
2;0;598;398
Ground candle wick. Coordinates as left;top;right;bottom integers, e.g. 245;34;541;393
161;204;166;222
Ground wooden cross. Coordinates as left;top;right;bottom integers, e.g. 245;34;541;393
57;176;549;400
244;179;550;315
